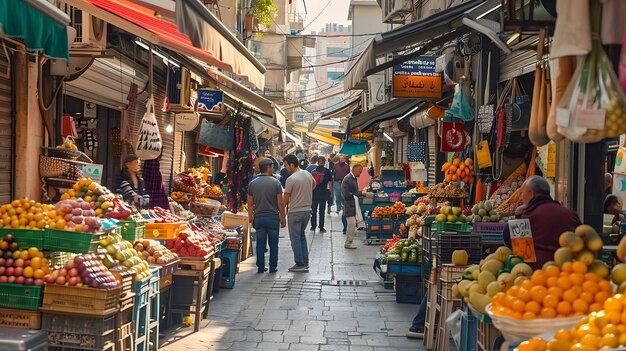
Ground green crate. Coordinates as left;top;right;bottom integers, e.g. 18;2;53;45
0;283;43;311
0;228;44;249
119;220;146;242
433;221;473;232
44;229;105;253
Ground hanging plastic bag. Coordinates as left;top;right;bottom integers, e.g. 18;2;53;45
551;0;591;58
135;97;162;160
447;82;474;122
548;57;576;141
556;0;626;143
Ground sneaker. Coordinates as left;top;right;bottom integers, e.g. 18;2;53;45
406;327;424;339
319;228;327;233
342;231;346;235
257;266;268;273
269;268;278;273
326;208;331;214
288;265;309;272
344;243;357;249
310;227;316;232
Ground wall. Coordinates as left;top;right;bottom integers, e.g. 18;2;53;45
218;0;238;31
14;60;44;200
351;4;388;54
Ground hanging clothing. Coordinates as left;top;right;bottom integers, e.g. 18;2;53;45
142;158;169;209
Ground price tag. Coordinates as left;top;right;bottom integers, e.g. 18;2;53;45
574;108;606;130
508;219;536;263
556;107;570;127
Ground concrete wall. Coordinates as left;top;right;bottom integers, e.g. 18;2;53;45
351;5;389;55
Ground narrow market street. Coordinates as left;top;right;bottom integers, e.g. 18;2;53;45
160;212;424;351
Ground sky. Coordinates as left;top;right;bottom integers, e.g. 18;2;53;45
300;0;352;33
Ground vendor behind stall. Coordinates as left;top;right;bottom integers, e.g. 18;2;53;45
503;176;581;269
115;154;150;209
604;195;625;225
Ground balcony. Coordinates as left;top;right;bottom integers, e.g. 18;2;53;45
289;13;304;34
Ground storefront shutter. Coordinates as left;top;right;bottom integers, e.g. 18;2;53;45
499;36;540;82
0;51;13;203
428;126;436;184
184;131;197;169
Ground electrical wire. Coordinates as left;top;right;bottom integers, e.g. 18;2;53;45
300;0;333;32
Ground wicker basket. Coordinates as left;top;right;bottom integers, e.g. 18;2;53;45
48;147;81;160
39;155;70;178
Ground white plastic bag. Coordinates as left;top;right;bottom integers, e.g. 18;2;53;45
135;97;162;160
447;309;463;349
551;0;591;58
354;196;365;229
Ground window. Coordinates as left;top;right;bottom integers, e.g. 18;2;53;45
327;71;344;81
326;46;350;58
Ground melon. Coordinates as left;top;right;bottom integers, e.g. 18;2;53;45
452;250;469;266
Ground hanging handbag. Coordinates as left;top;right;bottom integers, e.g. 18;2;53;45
474;140;493;169
407;142;427;163
477;53;495;133
135;97;162;160
511;78;531;131
529;63;551;146
249;131;259;152
198;113;234;151
39;155;70;178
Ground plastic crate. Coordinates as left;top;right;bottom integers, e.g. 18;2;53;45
471;222;506;243
44;229;104;253
0;228;44;249
366;217;395;232
438;280;459;301
433;221;473;232
134;275;152;307
0;308;41;329
440;264;468;282
0;283;42;310
460;309;478;351
149;267;160;297
144;222;187;240
108;267;135;300
388;262;422;275
42;285;121;315
394;274;422;304
42;313;115;336
118;219;146;242
435;232;482;267
477;319;501;351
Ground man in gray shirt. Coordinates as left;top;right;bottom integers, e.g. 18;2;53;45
283;154;315;272
248;158;286;273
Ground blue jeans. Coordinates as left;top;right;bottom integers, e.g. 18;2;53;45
311;198;327;229
288;211;310;267
253;214;280;271
411;288;428;331
341;214;347;233
333;182;343;211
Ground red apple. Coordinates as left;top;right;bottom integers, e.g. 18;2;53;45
15;276;25;284
65;260;75;270
68;277;79;286
24;278;33;285
68;268;78;277
5;258;13;267
0;266;5;276
0;276;7;283
59;268;67;277
13;258;23;268
7;276;15;283
13;267;23;276
55;276;66;285
5;267;14;276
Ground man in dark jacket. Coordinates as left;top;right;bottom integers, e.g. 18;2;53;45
310;157;332;233
341;164;364;249
503;175;582;269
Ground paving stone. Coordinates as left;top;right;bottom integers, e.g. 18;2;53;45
300;336;328;344
255;342;290;349
261;330;284;342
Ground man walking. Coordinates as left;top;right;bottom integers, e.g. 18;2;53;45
332;155;350;213
310;156;332;233
305;155;319;172
342;164;364;249
283;154;315;272
247;159;286;273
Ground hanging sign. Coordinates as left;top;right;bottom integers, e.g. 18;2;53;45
508;219;537;263
393;57;443;98
175;112;199;131
196;89;224;115
82;164;103;184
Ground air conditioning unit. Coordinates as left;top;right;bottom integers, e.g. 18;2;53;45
382;0;413;24
59;3;107;55
168;67;192;111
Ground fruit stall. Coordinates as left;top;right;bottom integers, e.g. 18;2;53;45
0;177;244;350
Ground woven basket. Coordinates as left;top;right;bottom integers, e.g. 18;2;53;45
39;155;70;178
48;147;81;160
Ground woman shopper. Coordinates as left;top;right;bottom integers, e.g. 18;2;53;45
283;154;315;272
115;154;150;209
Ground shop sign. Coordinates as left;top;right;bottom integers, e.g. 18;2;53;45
175;112;199;131
196;89;224;115
508;219;537;263
82;164;103;184
392;57;442;99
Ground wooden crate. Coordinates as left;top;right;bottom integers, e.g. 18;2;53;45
0;308;41;329
440;264;467;282
42;285;121;316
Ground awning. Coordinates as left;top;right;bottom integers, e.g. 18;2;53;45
344;0;495;91
66;0;233;72
175;0;266;90
292;125;341;146
308;97;360;132
339;140;368;156
350;99;423;132
0;0;70;60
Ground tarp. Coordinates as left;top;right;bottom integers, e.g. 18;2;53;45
339;140;368;156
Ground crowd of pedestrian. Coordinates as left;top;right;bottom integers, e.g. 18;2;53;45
246;151;366;273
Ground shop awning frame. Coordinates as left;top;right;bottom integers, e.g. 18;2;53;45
350;98;424;132
308;97;361;132
175;0;266;90
65;0;233;73
344;0;499;91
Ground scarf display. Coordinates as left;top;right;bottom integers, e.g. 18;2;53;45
143;158;170;209
227;113;253;212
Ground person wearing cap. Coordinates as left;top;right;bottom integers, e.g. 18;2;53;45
247;158;286;273
115;154;150;209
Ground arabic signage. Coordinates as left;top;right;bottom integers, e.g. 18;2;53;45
175;112;199;131
196;89;224;115
392;57;443;99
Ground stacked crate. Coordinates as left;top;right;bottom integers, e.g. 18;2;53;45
434;264;466;351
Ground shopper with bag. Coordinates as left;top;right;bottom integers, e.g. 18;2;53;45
341;164;366;249
283;154;316;272
310;157;332;233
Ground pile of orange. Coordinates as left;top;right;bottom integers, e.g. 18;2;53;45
491;261;612;320
518;294;626;350
372;202;406;218
442;158;475;183
0;198;61;230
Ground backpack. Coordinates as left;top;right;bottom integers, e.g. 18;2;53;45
311;169;325;189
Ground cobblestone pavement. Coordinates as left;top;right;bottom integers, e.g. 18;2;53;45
160;211;426;351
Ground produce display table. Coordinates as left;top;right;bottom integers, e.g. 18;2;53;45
168;255;214;332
